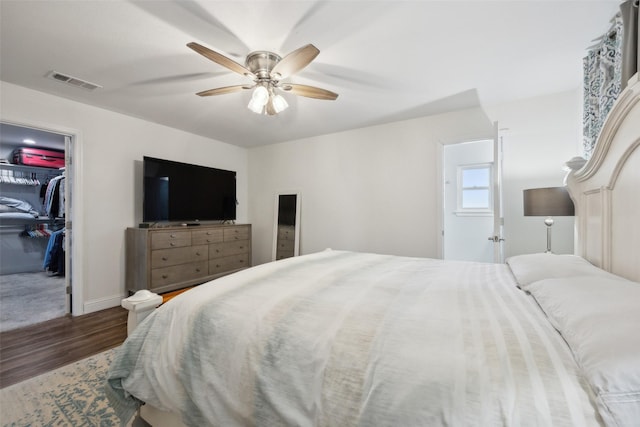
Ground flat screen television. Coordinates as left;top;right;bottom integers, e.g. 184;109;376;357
143;156;236;223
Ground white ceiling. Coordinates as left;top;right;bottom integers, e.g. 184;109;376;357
0;1;619;148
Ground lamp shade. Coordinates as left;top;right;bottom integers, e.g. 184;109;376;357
523;187;575;216
272;94;288;113
247;97;264;114
247;85;269;114
252;85;269;104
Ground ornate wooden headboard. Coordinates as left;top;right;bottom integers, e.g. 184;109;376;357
567;73;640;282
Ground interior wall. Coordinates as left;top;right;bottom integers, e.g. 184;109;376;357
0;81;249;314
248;108;494;266
249;90;581;265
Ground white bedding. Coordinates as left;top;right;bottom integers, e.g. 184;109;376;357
506;253;622;289
106;250;604;426
525;276;640;427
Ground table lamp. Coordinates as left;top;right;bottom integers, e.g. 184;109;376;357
523;187;575;253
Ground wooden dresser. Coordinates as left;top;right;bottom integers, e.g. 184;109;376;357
126;224;251;294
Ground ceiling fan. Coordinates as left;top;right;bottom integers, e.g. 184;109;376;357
187;42;339;115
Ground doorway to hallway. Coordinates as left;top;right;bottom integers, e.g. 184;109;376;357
442;132;503;263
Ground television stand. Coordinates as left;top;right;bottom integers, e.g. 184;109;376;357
125;223;252;295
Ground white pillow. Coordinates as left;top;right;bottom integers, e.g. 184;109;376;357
527;276;640;427
506;253;621;289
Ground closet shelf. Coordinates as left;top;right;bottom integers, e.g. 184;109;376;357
0;216;65;227
0;163;63;173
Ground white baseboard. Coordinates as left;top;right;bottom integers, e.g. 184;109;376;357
82;294;125;314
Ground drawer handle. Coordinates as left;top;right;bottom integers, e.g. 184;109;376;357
216;249;220;253
207;231;212;235
196;252;201;256
162;257;168;261
170;234;176;238
162;274;168;279
239;260;244;264
170;242;176;247
239;246;244;250
196;268;201;272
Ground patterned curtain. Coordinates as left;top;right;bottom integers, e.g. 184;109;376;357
582;15;624;159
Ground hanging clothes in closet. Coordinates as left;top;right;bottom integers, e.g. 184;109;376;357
43;228;65;276
42;175;65;218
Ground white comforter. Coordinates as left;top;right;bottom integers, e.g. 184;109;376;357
106;250;602;426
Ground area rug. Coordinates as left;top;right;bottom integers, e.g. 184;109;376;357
0;347;120;426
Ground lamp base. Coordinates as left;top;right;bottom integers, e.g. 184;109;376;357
544;217;554;253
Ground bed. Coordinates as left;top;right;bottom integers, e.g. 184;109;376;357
105;73;640;427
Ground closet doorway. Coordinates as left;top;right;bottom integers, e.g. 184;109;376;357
0;122;74;332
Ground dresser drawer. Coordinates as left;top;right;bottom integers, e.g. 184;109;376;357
151;231;191;250
151;260;208;287
209;240;250;258
223;226;249;241
224;240;250;256
192;228;224;245
209;254;249;274
151;245;208;269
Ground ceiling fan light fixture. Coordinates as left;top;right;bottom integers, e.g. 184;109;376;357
188;42;338;114
272;94;289;113
248;85;269;114
252;85;269;104
247;97;265;114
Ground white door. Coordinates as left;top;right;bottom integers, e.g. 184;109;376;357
490;123;505;263
443;123;504;263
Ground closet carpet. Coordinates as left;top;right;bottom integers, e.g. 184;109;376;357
0;272;66;332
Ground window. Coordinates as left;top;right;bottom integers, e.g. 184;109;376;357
457;163;492;214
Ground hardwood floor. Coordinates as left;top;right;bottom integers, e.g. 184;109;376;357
0;306;127;388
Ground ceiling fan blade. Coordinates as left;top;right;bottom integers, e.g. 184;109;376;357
282;84;338;100
271;44;320;79
187;42;255;77
196;85;251;97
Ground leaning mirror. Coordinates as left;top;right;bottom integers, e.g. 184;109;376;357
272;193;301;261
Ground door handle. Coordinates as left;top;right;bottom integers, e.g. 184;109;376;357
488;236;505;242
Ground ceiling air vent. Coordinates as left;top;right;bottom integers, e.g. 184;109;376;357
46;71;102;91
